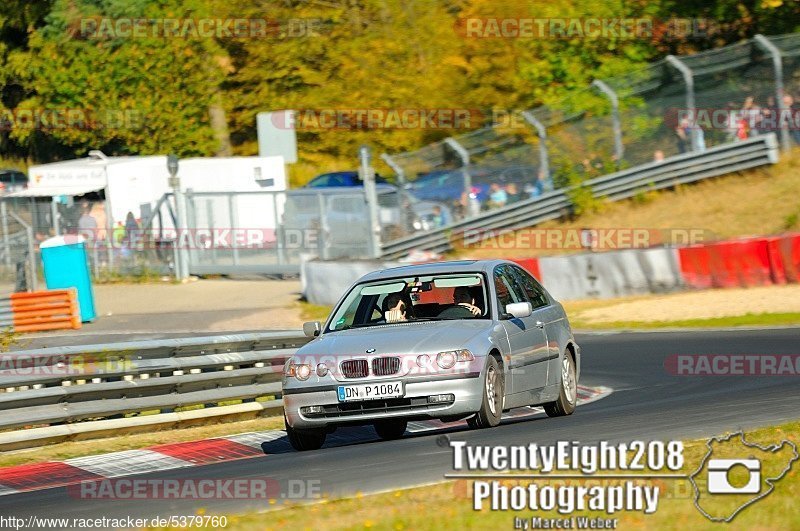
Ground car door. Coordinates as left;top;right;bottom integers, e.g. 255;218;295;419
493;265;549;397
508;264;562;387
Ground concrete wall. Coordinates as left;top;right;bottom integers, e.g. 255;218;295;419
301;259;402;306
538;247;683;300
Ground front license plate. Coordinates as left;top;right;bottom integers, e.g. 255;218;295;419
337;381;404;402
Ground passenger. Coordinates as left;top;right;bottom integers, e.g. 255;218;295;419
505;183;522;204
383;292;408;323
437;286;481;319
487;183;508;209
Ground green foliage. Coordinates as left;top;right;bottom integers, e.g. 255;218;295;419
0;0;796;168
0;328;19;352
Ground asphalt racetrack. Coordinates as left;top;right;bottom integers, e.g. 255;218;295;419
2;327;798;524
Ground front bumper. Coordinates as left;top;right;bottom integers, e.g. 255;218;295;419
284;372;484;429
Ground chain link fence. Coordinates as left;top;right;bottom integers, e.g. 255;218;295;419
0;202;36;294
383;33;800;237
1;34;797;278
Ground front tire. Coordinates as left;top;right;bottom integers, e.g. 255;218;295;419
544;352;577;417
468;355;504;429
374;419;407;440
285;414;326;451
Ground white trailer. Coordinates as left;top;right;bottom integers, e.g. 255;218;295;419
12;150;286;235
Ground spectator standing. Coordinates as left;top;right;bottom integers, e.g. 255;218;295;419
431;205;446;228
783;93;800;145
112;221;125;246
691;123;706;152
761;96;777;135
674;118;690;153
123;211;140;249
77;201;98;244
724;102;740;142
505;183;522;204
487;183;508;209
741;96;762;137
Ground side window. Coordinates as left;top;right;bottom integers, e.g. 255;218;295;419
509;265;549;309
308;175;329;187
493;265;524;313
327;174;347;186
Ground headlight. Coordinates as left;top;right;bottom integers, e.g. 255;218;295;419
417;354;431;368
436;349;474;369
316;362;328;377
296;364;312;380
285;361;313;381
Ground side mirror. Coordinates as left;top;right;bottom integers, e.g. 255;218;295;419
303;321;321;338
505;302;532;319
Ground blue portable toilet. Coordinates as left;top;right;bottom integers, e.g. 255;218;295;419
40;235;97;322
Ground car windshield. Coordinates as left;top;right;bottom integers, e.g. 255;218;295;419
326;273;489;332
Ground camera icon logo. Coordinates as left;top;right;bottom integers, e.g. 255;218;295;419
690;432;798;522
707;458;761;494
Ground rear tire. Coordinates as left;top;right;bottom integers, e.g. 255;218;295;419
544;352;577;417
469;356;504;429
374;419;407;440
285;414;326;451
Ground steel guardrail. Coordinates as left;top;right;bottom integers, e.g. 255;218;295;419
0;331;312;431
380;135;779;259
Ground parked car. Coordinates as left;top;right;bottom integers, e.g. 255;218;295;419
301;171;452;236
282;259;580;450
0;169;28;194
407;165;545;207
305;171;389;188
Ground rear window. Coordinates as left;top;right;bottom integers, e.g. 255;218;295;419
0;172;26;183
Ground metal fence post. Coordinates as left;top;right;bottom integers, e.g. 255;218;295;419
380;153;406;186
666;55;696;151
173;189;189;280
9;210;37;292
228;193;239;266
26;225;36;292
521;110;550;181
272;192;285;265
316;192;328;260
754;34;791;153
50;198;60;236
592;79;624;164
359;146;381;259
1;202;10;270
204;198;216;266
443;137;472;217
381;153;413;234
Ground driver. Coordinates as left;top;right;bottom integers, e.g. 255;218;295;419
437;286;481;319
383;292;408;323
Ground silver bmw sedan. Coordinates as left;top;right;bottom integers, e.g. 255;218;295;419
282;259;580;450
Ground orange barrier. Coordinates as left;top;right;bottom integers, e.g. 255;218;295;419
0;289;81;332
766;233;800;284
509;258;542;281
677;233;800;289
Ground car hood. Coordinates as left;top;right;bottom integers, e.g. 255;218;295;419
299;319;495;357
